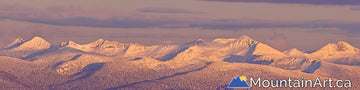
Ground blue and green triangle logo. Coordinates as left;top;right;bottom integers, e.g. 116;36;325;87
227;76;250;88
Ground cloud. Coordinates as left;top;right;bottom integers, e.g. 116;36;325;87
1;3;360;35
188;19;360;34
265;32;288;50
0;4;188;28
203;0;360;5
350;7;360;10
138;7;203;14
0;4;129;20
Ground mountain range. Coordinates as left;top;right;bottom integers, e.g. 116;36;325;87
0;35;359;89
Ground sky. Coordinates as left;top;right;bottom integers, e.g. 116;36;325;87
1;0;360;51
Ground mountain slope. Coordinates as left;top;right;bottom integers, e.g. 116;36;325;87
0;36;359;89
0;37;52;58
283;48;307;57
6;37;51;51
63;39;106;52
62;39;129;56
4;38;25;49
167;35;288;67
310;41;359;59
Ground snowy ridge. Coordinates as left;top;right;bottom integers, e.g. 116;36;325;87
5;38;25;49
63;39;106;52
4;36;360;63
61;39;129;56
5;36;360;64
283;48;307;57
5;37;50;51
310;41;359;59
3;36;360;68
1;36;360;89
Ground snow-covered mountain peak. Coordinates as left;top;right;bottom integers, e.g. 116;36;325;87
336;41;357;51
7;36;51;51
320;41;358;52
32;36;46;41
13;38;25;43
60;40;78;47
212;35;256;45
161;40;175;45
5;38;25;49
284;48;302;54
195;39;205;42
283;48;306;57
93;39;105;43
62;39;106;52
194;39;205;45
238;35;254;41
224;35;259;48
310;41;359;59
212;38;237;44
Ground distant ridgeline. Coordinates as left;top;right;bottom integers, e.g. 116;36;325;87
0;35;358;89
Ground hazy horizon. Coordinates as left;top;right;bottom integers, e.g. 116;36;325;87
1;1;360;89
0;34;356;53
1;0;360;51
